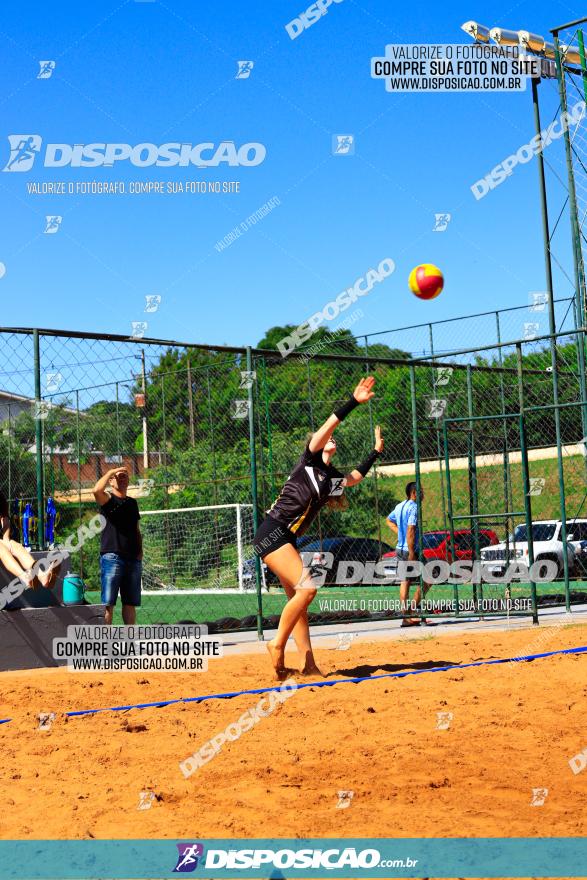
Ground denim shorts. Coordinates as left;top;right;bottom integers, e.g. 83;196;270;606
100;553;142;606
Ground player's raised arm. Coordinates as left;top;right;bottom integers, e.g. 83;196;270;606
93;467;128;507
308;377;376;453
345;424;384;487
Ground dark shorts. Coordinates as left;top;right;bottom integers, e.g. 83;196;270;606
396;548;420;582
253;516;296;559
100;553;142;606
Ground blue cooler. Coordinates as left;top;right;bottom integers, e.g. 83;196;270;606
62;573;85;605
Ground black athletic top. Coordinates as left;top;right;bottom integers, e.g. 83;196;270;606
100;494;141;558
267;444;345;536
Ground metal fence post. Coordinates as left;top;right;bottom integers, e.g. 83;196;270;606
552;32;587;445
204;366;222;587
517;343;538;625
186;355;196;447
409;366;424;615
260;356;276;502
496;312;513;565
75;389;84;578
33;329;45;550
115;381;121;458
442;418;460;616
236;503;244;593
306;357;323;549
7;405;12;508
141;349;149;470
429;324;449;537
466;365;481;609
532;73;572;608
364;337;382;550
247;347;264;640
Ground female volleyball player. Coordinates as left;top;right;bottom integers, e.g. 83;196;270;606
0;491;58;589
253;376;384;678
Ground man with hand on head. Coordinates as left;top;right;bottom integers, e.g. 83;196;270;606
93;467;142;625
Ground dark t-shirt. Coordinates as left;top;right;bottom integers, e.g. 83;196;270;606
100;494;141;558
267;444;345;536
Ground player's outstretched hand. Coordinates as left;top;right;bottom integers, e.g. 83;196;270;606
353;376;375;403
374;424;384;453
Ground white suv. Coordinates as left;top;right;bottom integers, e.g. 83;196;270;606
479;519;587;579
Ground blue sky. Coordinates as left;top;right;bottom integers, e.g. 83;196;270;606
0;0;583;352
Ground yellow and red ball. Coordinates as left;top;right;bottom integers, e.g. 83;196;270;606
408;263;444;300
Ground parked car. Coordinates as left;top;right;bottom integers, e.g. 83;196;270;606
241;535;393;589
381;528;499;581
575;539;587;577
299;536;394;585
480;519;587;579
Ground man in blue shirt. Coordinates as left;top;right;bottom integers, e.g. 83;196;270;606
386;481;428;626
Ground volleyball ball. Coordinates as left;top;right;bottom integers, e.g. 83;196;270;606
408;264;444;300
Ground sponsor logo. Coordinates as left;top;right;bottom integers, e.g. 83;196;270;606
236;61;254;79
3;138;266;171
3;135;42;172
173;843;204;873
203;846;383;870
332;134;354;155
286;0;344;41
37;60;56;79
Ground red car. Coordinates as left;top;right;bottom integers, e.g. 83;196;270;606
382;529;499;579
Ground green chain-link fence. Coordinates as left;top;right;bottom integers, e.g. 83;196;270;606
1;311;586;632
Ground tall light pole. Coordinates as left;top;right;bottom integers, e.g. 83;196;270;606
461;19;583;599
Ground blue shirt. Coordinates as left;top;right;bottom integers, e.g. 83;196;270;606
388;499;419;552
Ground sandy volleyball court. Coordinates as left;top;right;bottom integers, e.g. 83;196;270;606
0;623;585;842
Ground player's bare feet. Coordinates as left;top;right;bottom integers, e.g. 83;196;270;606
266;641;287;680
299;663;323;676
38;559;61;589
298;651;322;676
401;618;421;627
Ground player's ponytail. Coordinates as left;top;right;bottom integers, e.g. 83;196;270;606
327;494;348;512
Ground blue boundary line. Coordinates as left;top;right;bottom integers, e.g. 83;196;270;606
1;644;585;727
